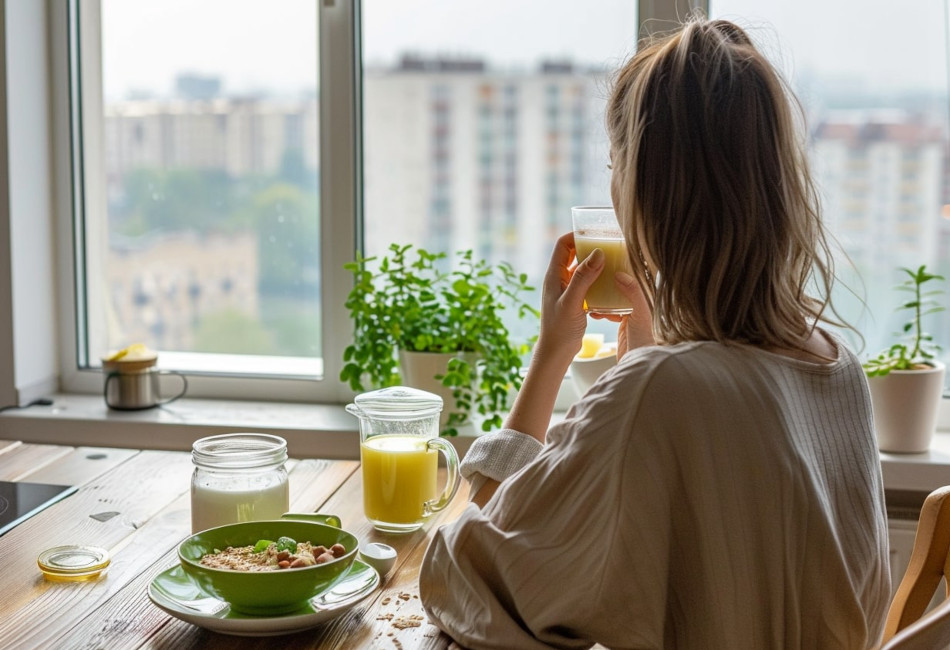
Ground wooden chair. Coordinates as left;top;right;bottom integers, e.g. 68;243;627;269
879;485;950;649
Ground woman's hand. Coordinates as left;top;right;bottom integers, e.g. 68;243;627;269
590;270;655;358
614;271;655;356
534;232;605;366
501;232;604;447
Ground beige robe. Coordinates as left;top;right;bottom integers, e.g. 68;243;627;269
420;337;891;649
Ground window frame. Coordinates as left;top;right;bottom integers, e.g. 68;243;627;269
46;0;704;406
50;0;362;404
1;0;948;434
57;0;950;427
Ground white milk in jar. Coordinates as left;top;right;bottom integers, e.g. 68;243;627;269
190;433;290;533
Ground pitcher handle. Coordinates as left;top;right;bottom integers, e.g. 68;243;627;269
423;438;460;516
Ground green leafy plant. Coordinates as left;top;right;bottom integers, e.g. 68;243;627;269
340;243;539;435
864;265;945;377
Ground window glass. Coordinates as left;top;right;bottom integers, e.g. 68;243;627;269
710;1;950;368
81;0;320;375
361;0;639;343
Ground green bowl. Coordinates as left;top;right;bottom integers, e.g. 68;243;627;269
178;516;358;615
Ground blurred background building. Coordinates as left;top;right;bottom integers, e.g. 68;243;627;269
103;64;950;355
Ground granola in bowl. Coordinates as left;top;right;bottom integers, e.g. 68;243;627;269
200;537;347;572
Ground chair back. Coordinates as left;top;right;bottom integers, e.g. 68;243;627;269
879;485;950;650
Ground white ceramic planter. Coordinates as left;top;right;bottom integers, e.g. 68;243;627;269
397;350;476;428
868;360;945;453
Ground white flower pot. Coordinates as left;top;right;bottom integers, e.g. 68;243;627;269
868;360;945;453
398;350;477;429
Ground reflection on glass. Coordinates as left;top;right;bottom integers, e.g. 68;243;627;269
94;0;320;362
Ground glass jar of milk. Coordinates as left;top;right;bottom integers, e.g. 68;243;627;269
191;433;290;533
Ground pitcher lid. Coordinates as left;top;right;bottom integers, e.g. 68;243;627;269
349;386;443;418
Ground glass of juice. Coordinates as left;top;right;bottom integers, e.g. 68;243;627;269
346;386;460;533
571;206;634;315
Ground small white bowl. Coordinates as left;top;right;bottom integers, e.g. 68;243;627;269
569;346;618;396
358;542;397;576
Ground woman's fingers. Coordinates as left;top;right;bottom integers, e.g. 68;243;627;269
563;247;604;311
542;232;577;307
541;232;603;316
614;271;650;312
615;271;655;352
535;232;607;363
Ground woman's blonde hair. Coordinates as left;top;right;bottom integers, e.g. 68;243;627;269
606;17;842;348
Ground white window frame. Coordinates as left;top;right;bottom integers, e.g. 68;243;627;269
45;0;362;404
20;0;704;408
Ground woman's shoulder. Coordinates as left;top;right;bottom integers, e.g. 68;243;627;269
614;340;732;374
578;342;718;409
616;330;861;374
596;337;861;410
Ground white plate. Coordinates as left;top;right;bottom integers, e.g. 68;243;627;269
148;559;380;637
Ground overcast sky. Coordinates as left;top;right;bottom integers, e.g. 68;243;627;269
101;0;949;100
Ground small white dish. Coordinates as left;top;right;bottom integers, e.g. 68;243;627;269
147;559;379;637
359;542;397;576
570;344;618;396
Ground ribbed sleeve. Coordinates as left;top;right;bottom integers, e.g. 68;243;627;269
459;429;543;499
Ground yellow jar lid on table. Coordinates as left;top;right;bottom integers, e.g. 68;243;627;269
37;545;111;582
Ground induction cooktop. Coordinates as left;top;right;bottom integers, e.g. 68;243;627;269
0;480;77;536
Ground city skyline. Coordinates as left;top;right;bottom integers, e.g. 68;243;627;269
99;61;950;356
92;1;950;368
101;1;950;100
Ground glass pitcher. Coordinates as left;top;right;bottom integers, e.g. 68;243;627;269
346;386;460;533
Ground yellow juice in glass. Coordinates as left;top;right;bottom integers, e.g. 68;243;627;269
361;435;438;526
574;233;634;313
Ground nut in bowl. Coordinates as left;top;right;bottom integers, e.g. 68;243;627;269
570;335;618;396
177;516;359;616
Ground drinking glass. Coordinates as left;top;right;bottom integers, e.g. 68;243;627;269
571;206;634;315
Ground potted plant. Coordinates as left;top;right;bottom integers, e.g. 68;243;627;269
340;243;538;436
864;265;946;453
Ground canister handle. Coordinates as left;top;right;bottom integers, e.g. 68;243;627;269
280;513;342;529
156;370;188;406
103;372;120;409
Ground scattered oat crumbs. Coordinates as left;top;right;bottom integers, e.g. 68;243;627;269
381;596;391;605
398;592;412;601
391;614;425;630
377;613;394;621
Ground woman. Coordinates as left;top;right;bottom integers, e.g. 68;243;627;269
419;16;890;649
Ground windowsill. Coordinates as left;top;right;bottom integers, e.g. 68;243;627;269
0;393;480;459
4;393;950;496
880;435;950;493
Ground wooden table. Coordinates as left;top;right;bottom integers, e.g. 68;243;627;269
0;439;470;649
